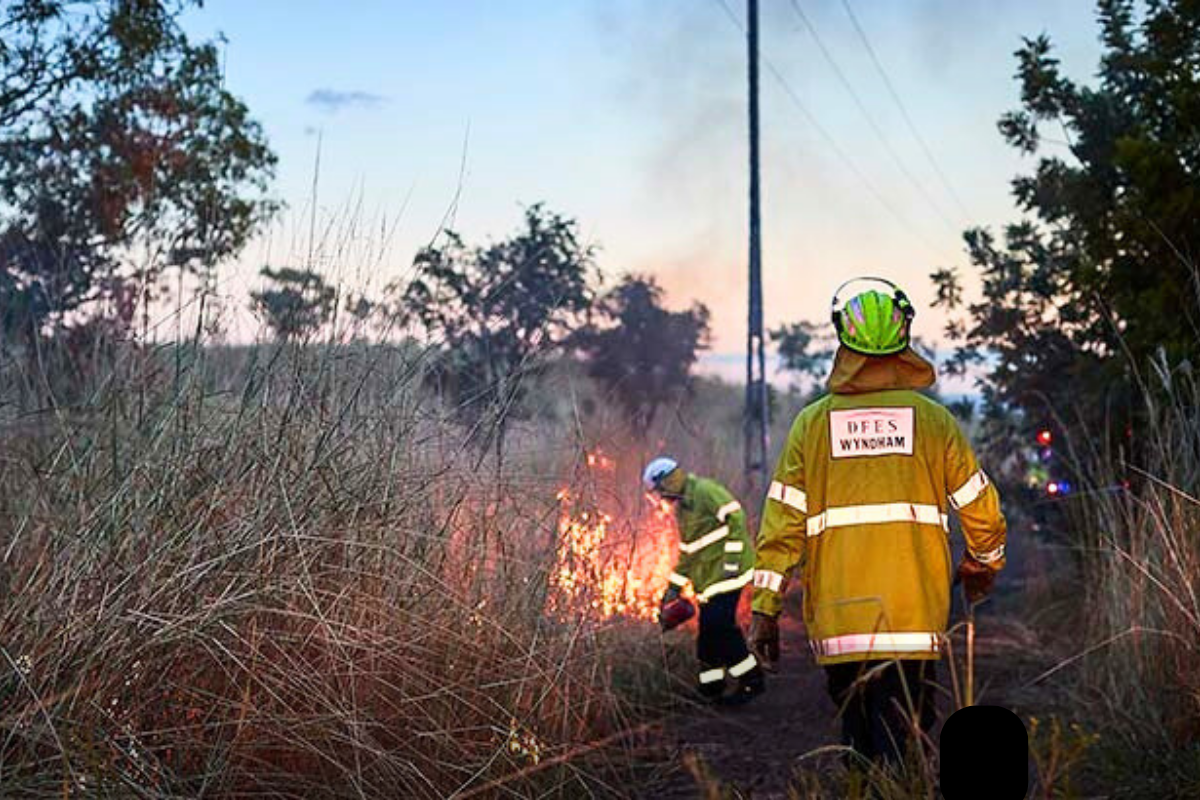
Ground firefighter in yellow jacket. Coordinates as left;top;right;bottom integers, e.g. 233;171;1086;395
749;277;1007;762
644;457;765;703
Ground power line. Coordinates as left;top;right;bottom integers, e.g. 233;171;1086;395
786;0;959;236
839;0;974;222
712;0;956;263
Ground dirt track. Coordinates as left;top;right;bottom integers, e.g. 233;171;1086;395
638;531;1040;798
641;612;840;799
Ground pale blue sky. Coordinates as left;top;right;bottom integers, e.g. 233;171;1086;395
181;1;1103;381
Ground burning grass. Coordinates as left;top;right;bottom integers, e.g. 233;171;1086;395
547;480;680;623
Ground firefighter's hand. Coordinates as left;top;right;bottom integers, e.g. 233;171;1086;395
657;584;689;632
749;612;780;672
956;557;996;604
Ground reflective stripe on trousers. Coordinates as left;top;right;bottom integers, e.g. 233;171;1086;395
728;653;757;677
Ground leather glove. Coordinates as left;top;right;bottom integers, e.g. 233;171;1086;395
956;557;996;604
749;612;780;672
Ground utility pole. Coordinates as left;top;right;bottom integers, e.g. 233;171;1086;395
744;0;769;493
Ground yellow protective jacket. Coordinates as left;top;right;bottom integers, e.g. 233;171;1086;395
667;474;755;602
752;347;1007;665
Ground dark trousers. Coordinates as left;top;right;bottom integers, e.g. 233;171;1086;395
696;592;757;696
824;659;937;763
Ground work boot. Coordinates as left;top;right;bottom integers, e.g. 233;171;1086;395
720;667;766;706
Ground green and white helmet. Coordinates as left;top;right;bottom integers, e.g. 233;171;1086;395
830;277;915;356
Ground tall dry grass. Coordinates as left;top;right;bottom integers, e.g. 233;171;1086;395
0;335;691;797
1055;350;1200;794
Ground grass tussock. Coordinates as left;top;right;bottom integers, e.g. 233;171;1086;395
0;339;683;797
1037;349;1200;796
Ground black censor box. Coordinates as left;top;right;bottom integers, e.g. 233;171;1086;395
941;705;1029;799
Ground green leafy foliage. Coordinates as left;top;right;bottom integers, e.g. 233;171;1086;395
251;267;337;341
769;320;834;391
934;0;1200;452
395;204;596;436
574;275;711;435
0;0;278;341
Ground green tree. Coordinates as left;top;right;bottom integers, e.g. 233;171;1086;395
574;275;711;435
395;204;596;446
769;320;834;393
0;0;278;342
251;267;337;341
933;0;1200;451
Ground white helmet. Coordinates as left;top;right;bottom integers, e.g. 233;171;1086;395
642;456;679;493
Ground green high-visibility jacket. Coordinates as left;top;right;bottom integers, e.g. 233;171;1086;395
752;347;1007;665
667;474;755;602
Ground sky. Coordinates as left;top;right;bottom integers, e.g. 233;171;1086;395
180;0;1104;386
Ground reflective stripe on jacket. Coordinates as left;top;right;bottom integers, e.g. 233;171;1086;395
752;347;1007;665
670;474;755;601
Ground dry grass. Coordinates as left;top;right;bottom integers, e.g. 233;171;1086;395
8;310;1194;797
0;337;689;797
1054;351;1200;795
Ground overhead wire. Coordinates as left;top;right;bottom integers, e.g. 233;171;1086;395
711;0;957;263
839;0;974;222
786;0;960;236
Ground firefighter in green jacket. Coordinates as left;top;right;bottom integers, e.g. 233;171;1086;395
748;277;1007;762
644;457;765;703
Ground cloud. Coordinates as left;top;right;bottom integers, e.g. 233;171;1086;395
305;89;387;114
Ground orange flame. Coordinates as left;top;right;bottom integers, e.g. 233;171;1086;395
547;454;680;621
585;450;616;471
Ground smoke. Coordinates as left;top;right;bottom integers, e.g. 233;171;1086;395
585;0;1103;365
585;3;752;349
586;1;852;351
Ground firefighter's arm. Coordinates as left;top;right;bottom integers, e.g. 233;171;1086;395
664;550;690;600
666;483;733;596
722;491;748;545
752;413;808;617
945;416;1008;571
